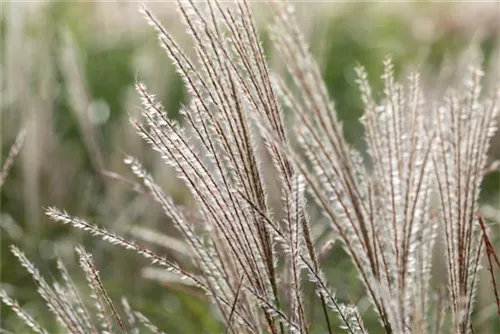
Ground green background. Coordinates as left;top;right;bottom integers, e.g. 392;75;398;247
1;1;499;333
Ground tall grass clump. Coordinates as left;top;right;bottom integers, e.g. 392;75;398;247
2;1;499;333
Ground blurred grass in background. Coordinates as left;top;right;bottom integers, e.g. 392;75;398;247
1;1;499;333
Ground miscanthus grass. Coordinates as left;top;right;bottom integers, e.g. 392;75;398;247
2;1;499;333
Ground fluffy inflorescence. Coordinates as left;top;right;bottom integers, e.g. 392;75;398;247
2;1;498;334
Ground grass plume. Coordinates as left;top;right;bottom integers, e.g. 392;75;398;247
1;1;498;333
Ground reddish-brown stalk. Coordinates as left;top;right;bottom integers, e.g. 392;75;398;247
477;214;500;316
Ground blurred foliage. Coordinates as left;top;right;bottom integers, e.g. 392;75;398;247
1;1;499;333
